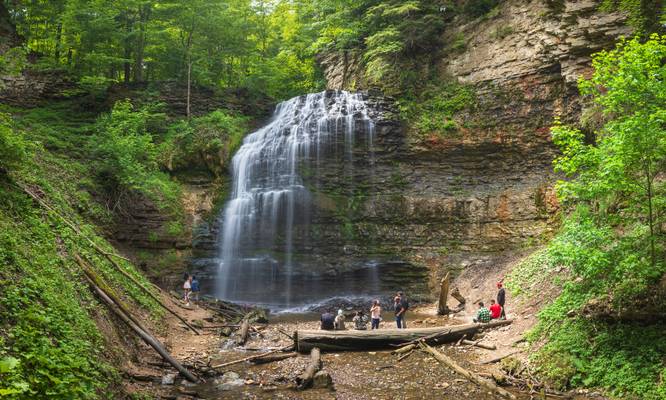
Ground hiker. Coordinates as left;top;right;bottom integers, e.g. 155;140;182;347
191;276;200;302
394;294;407;329
353;310;369;330
320;310;335;330
334;309;346;330
183;275;192;306
497;282;506;319
489;299;501;319
370;299;381;330
398;291;409;328
473;301;491;323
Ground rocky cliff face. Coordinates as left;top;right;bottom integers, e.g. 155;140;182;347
314;0;631;295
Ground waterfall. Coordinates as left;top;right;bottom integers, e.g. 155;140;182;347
217;90;376;308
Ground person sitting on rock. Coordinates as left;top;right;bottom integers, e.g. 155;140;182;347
473;302;491;323
489;299;501;320
334;309;346;330
320;310;335;330
352;310;369;330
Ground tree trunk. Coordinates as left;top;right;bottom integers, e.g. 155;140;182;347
294;320;512;353
296;348;322;390
186;55;192;118
123;11;133;85
236;318;250;345
437;272;450;315
451;287;466;305
54;22;62;62
133;3;150;83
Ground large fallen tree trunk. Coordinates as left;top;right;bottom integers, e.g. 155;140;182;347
294;320;512;353
86;271;199;383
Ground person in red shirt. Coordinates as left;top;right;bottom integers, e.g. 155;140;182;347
489;299;502;319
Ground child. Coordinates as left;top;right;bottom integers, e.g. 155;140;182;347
183;275;192;306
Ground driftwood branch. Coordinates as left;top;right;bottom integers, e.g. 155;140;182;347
420;343;515;400
296;347;321;390
462;339;496;350
248;352;297;365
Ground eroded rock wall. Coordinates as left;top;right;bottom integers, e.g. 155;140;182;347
313;0;631;295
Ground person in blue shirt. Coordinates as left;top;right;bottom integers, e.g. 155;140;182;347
191;276;201;302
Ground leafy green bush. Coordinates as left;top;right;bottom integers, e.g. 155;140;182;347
0;113;29;174
91;100;181;211
160;109;249;176
525;35;666;399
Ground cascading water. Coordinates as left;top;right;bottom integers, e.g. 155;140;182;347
217;90;378;309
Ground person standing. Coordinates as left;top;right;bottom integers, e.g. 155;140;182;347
191;276;200;302
398;291;408;328
497;282;506;319
370;299;381;330
393;296;405;329
183;275;192;306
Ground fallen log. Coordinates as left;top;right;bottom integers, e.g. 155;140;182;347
212;349;280;369
420;343;515;400
211;344;293;369
480;350;521;365
296;348;321;390
249;352;297;365
391;344;416;354
294;320;513;353
437;272;450;315
462;339;496;350
87;273;198;383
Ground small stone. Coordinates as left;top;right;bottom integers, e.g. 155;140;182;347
161;373;177;385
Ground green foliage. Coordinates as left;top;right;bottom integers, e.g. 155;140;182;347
0;47;27;85
524;35;666;398
91;100;182;212
0;113;29;173
462;0;499;18
599;0;664;34
160;109;249;176
7;0;323;102
399;80;475;137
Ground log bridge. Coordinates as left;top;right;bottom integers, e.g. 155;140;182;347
293;319;512;353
